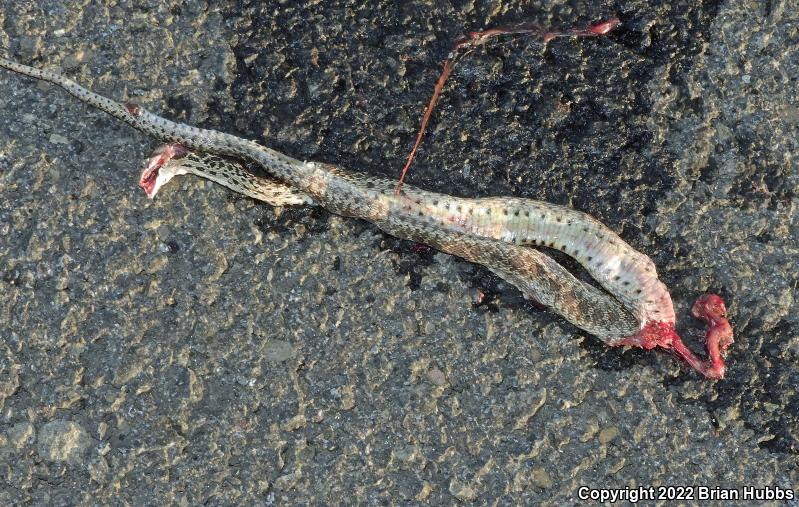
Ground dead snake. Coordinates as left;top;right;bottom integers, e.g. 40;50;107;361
0;56;733;379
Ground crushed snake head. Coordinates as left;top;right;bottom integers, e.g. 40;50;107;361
138;143;190;198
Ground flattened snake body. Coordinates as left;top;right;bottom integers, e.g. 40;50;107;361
0;55;733;379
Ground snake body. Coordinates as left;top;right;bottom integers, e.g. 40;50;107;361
0;56;732;378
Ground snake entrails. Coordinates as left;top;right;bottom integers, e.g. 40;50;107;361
0;56;733;379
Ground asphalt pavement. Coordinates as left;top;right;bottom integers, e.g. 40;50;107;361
0;1;796;504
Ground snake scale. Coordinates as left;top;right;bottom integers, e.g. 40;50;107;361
0;55;733;379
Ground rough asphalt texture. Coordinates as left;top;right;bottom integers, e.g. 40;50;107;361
0;0;797;505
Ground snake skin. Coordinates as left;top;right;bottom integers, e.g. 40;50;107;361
0;56;677;344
